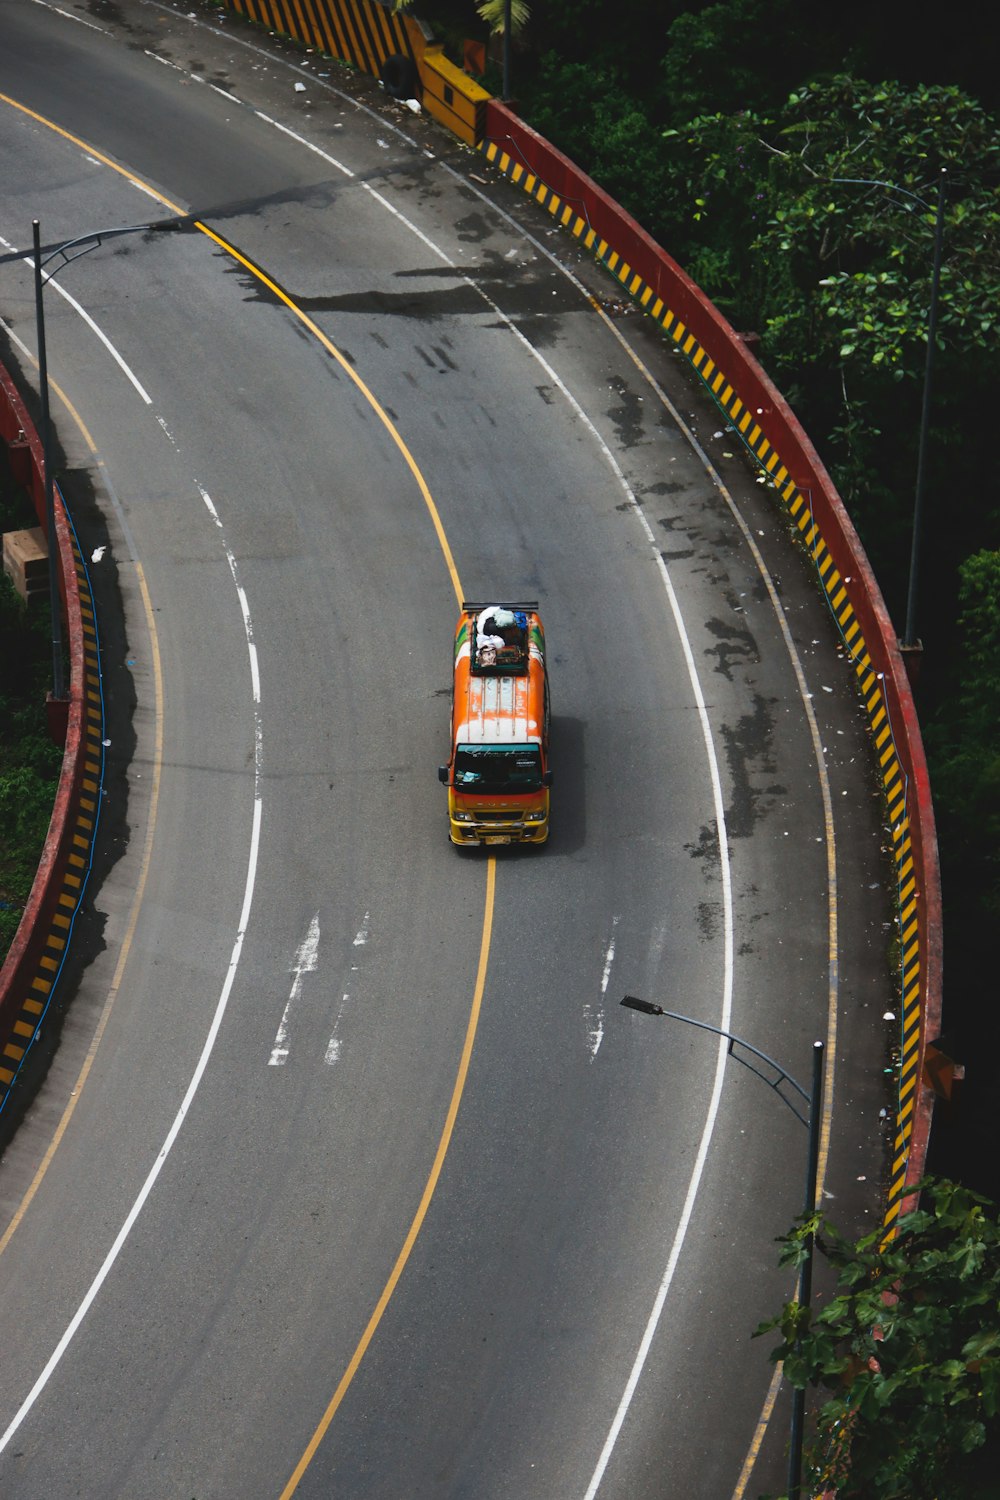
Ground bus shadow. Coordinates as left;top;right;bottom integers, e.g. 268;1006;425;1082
545;715;585;857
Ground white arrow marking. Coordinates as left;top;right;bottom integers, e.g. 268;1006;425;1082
326;913;371;1064
269;914;320;1066
325;997;349;1066
585;916;619;1059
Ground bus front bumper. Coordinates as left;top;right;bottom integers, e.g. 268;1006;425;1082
448;813;549;846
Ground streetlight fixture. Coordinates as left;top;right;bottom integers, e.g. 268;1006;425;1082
31;220;65;705
23;217;166;709
620;997;824;1500
829;170;947;654
904;170;947;653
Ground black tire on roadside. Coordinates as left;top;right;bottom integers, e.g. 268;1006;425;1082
380;53;419;101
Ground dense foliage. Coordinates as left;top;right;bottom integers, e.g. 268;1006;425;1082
924;551;1000;924
659;79;1000;608
758;1178;1000;1498
0;486;62;959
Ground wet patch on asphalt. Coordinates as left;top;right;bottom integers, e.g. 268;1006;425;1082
686;822;720;864
702;614;759;681
719;693;784;840
605;373;648;450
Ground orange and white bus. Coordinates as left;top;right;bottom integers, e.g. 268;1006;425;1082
438;601;551;846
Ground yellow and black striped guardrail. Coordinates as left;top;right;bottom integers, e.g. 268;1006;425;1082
218;0;488;146
0;510;104;1118
480;124;926;1237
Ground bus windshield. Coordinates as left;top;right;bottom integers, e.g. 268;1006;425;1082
453;744;542;792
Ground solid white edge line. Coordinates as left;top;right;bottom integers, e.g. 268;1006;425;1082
27;0;107;33
0;481;264;1454
0;234;152;406
583;552;735;1499
417;248;737;1494
0;805;263;1454
253;111;355;179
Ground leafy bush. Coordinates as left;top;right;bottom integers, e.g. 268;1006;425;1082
758;1178;1000;1499
0;514;61;962
925;551;1000;923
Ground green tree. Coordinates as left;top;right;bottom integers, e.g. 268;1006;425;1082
662;78;1000;614
524;55;672;219
475;0;530;33
757;1178;1000;1499
660;0;839;127
664;78;1000;361
0;569;62;957
925;550;1000;921
755;79;1000;369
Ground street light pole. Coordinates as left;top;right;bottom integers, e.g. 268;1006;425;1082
903;169;947;650
620;998;825;1498
830;171;947;653
787;1040;825;1500
22;217;169;706
32;218;65;703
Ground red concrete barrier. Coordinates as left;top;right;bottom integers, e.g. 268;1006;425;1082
0;365;85;1082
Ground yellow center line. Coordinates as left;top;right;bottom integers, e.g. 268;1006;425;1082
0;91;187;210
1;95;493;1495
280;855;496;1497
0;87;464;614
193;223;464;610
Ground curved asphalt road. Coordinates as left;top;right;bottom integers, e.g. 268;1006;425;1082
0;3;893;1496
